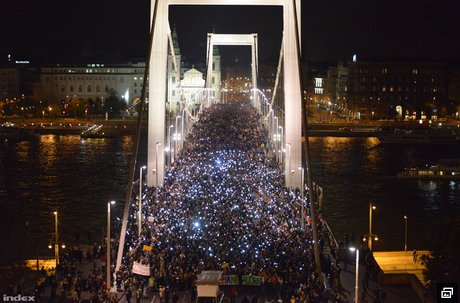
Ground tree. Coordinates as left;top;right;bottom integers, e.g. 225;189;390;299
104;89;126;117
420;218;460;297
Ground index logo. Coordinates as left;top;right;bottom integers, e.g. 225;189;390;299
3;295;35;302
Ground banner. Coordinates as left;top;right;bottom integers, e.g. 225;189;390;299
218;275;263;286
133;262;150;276
219;275;239;285
242;275;263;286
143;245;152;251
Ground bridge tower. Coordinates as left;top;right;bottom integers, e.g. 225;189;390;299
147;0;303;191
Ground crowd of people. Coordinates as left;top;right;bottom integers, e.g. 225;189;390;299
27;102;382;303
108;103;332;302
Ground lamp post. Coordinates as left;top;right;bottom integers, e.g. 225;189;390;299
349;247;359;303
168;125;174;169
286;143;291;192
107;201;115;295
155;142;161;186
298;166;305;231
181;109;186;149
404;216;408;252
175;116;181;154
139;166;146;237
274;117;279;162
365;203;378;250
53;211;59;275
279;126;283;164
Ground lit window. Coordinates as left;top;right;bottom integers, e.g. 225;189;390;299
382;86;386;92
382;69;388;74
412;69;418;74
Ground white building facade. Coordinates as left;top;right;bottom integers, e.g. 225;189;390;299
167;28;221;116
40;52;146;105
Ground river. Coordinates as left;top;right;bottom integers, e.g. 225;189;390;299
1;134;459;262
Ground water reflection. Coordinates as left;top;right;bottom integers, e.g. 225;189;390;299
1;135;460;257
310;137;460;251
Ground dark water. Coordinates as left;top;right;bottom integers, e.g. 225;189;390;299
1;134;459;262
310;137;460;251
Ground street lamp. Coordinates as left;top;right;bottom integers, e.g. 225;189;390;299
181;109;186;149
107;201;115;296
286;143;291;192
175;116;181;154
298;166;305;231
274;117;279;161
279;126;283;164
139;166;146;237
155;142;161;186
53;211;59;277
364;203;378;250
168;125;174;169
349;247;359;303
404;216;408;252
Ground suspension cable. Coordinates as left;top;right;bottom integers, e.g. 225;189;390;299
263;36;284;123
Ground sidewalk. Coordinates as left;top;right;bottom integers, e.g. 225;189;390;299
320;226;423;303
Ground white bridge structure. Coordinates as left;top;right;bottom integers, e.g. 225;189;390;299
147;0;303;191
115;0;326;278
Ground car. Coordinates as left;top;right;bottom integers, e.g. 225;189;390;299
339;127;352;131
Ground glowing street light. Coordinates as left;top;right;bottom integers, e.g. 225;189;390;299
53;211;59;276
404;216;408;252
168;125;174;169
298;166;305;231
349;247;359;303
274;117;279;161
364;203;378;250
279;126;283;164
107;201;115;296
155;142;162;186
175;116;181;154
286;143;291;192
138;166;146;237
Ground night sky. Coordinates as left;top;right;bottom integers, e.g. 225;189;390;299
1;0;459;65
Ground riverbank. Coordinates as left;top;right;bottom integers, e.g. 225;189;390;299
4;116;456;137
